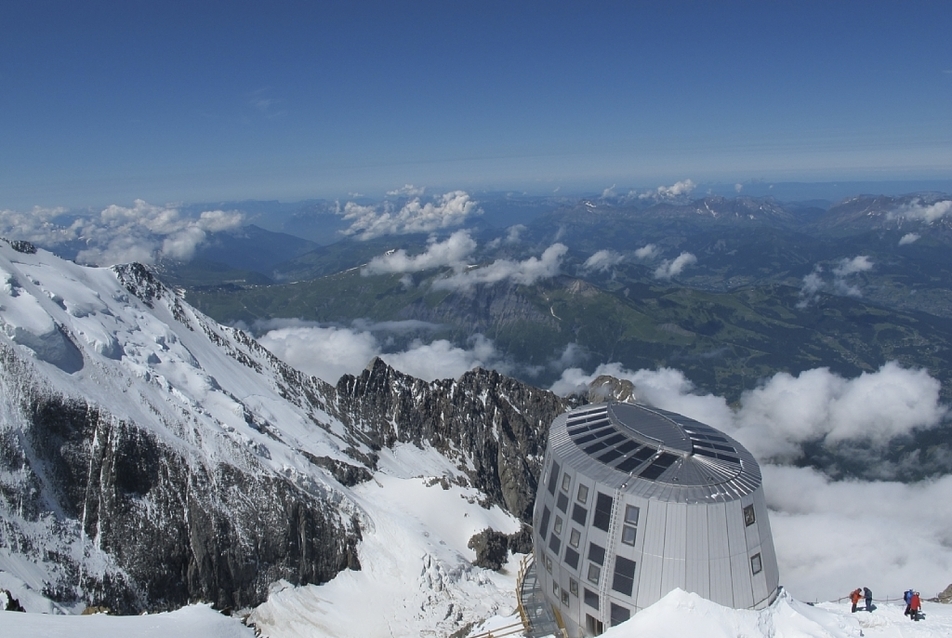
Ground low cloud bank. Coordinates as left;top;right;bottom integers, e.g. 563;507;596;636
255;319;511;383
431;243;568;292
550;360;945;463
362;230;477;275
339;191;481;240
889;199;952;224
0;200;243;266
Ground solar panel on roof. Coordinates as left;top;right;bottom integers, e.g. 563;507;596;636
638;452;679;480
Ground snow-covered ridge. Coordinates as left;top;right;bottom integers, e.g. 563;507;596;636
0;237;572;633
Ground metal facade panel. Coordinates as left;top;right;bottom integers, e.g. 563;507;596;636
707;502;730;559
659;502;687;597
730;551;755;609
684;504;710;599
635;552;664;610
708;556;735;608
641;501;668;559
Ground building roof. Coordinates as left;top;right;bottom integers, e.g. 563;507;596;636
548;402;763;503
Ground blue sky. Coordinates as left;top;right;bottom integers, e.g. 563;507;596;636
2;1;950;209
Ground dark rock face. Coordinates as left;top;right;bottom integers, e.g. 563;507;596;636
332;358;582;523
2;350;361;614
467;529;510;571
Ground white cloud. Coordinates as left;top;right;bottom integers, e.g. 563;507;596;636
889;199;952;224
256;321;382;384
798;256;873;305
255;319;513;383
634;244;661;261
583;249;625;273
549;360;946;464
1;200;244;266
653;252;697;279
362;230;477;276
899;232;920;245
340;191;481;240
763;465;952;601
432;243;568;292
386;184;426;197
381;335;512;381
640;179;696;200
734;183;744;193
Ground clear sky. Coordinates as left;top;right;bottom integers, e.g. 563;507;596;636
2;1;950;209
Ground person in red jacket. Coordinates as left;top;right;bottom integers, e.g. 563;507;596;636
909;591;922;621
849;588;863;613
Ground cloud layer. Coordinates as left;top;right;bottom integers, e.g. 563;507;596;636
889;199;952;223
430;243;568;292
0;200;243;266
255;319;512;383
340;191;481;240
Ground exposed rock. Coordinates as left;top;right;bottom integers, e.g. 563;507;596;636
587;374;636;404
332;358;582;523
467;529;510;571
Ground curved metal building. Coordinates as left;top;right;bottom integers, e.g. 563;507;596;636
532;402;779;636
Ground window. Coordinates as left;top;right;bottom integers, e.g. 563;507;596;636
624;504;640;525
553;581;560;596
584;589;600;610
569;528;581;548
572;503;588;526
549;533;562;555
612;556;637;596
561;588;570;605
744;504;756;527
751;552;763;575
554;516;563;535
569;579;579;596
610;603;631;626
539;506;551;543
564;547;579;569
621;525;637;546
561;472;572;492
577;483;589;504
588;542;605;566
587;563;601;584
547;462;560;495
556;492;569;513
544;554;552;573
593;492;613;531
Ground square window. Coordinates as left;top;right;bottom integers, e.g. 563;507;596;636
611;556;637;597
610;603;631;626
569;528;581;548
564;547;579;569
624;504;640;526
587;563;601;584
554;516;563;535
561;589;570;605
561;472;572;492
577;483;589;504
588;542;605;566
545;555;552;573
556;492;569;513
553;581;560;596
570;579;579;596
744;504;756;527
572;503;588;526
751;552;763;575
584;588;599;610
621;525;637;546
549;533;562;555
